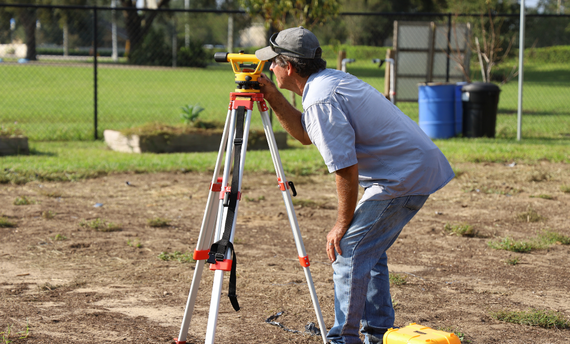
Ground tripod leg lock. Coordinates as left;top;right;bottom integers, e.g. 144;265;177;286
220;187;242;205
193;249;210;261
210;177;223;192
209;258;233;271
298;255;310;267
278;179;298;197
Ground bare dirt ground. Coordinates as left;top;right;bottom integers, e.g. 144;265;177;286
1;162;569;344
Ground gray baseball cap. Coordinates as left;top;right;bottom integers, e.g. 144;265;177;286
255;27;321;61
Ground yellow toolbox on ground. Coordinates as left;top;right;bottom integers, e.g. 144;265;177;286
383;323;461;344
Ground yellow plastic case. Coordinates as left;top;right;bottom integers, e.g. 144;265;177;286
383;323;461;344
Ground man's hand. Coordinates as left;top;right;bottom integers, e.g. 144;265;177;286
326;224;348;263
326;164;359;263
257;73;279;103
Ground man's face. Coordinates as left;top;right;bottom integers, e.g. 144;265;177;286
269;58;292;91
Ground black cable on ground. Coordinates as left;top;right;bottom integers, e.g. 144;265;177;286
264;311;322;337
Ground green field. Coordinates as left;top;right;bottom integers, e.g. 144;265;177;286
1;136;569;185
0;47;569;141
0;63;247;140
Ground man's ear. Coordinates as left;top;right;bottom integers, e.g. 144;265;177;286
286;61;295;76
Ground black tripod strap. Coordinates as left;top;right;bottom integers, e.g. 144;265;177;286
228;244;239;311
207;105;246;312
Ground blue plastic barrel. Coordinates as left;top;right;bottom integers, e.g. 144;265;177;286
455;82;467;136
418;84;456;139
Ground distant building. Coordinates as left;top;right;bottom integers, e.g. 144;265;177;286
239;23;266;48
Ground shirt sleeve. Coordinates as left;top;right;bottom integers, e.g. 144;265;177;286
303;102;358;173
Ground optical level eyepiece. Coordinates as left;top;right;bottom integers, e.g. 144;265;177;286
214;52;229;63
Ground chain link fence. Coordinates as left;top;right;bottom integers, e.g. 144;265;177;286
1;4;569;141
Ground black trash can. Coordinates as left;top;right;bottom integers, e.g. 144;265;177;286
462;82;501;138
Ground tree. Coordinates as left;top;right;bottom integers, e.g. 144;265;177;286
49;0;90;56
119;0;171;63
239;0;341;35
0;1;39;60
0;0;92;60
448;0;520;83
536;0;566;14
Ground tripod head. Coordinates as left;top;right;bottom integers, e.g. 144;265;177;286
214;52;267;93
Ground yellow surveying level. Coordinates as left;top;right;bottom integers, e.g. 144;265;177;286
214;52;266;93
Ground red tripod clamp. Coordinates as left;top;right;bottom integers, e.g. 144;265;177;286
230;92;268;112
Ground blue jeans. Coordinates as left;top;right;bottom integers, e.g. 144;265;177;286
327;195;429;344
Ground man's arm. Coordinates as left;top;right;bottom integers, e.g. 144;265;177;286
258;74;311;145
326;163;359;262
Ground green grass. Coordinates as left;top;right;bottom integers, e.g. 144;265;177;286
13;196;35;205
505;256;521;266
0;136;569;185
516;206;545;223
42;210;56;219
1;48;569;141
0;140;328;184
491;308;570;329
437;327;469;343
444;222;478;237
488;237;535;253
538;230;570;245
389;273;407;286
0;63;291;141
127;238;142;248
148;217;171;228
488;230;570;253
0;321;31;342
530;194;553;200
51;234;67;241
0;47;569;184
79;218;122;232
0;217;16;228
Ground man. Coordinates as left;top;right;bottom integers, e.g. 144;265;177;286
255;27;454;344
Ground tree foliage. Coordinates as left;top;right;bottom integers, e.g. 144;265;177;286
448;0;520;83
314;0;449;46
119;0;171;62
0;0;91;59
238;0;341;32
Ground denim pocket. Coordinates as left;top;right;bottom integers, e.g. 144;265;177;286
402;195;428;211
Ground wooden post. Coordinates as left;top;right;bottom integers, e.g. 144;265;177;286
392;21;399;104
427;22;436;83
384;49;391;98
384;49;395;100
337;50;346;70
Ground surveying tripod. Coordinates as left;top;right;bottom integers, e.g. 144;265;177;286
174;52;328;344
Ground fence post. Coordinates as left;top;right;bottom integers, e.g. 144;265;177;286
337;50;346;71
446;13;451;82
517;0;526;141
93;6;98;140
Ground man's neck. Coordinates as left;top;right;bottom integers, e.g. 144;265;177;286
291;75;310;96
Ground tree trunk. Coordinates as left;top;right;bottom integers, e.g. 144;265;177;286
121;0;171;63
19;9;37;60
63;20;69;57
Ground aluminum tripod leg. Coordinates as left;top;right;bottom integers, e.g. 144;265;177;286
175;108;233;344
259;104;328;344
205;106;252;344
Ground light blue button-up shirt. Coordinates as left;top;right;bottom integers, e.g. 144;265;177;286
301;68;454;202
